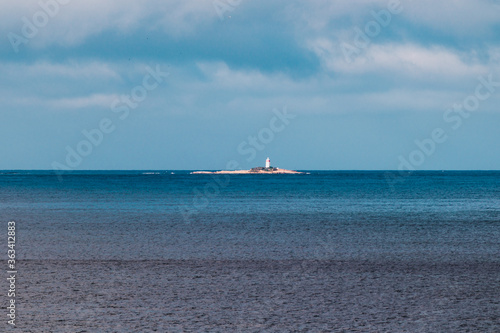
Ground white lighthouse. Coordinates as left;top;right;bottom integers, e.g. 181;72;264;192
265;157;271;168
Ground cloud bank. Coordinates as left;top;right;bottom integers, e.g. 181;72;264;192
1;0;499;169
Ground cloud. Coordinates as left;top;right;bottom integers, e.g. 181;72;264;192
309;39;491;79
196;62;296;92
169;61;470;116
1;0;500;170
0;60;156;110
1;2;500;113
1;0;218;50
49;93;119;109
401;0;500;37
24;61;120;80
288;0;500;38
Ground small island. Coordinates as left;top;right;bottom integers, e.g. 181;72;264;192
191;157;303;174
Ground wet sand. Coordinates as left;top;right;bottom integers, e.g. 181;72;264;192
14;258;500;332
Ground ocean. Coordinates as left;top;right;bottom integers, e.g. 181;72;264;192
1;171;499;332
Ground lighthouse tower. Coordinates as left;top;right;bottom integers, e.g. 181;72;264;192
265;157;271;168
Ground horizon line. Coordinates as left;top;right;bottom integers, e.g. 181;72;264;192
1;169;500;172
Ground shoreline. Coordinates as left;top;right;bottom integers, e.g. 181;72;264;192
191;168;303;174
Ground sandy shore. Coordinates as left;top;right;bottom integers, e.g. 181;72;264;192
192;168;303;174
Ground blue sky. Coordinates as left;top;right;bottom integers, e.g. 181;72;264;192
1;0;500;170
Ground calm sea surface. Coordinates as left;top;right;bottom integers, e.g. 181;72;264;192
0;171;499;332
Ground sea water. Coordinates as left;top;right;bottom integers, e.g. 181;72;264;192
0;171;499;331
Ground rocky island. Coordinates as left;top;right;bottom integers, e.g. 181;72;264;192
191;157;303;174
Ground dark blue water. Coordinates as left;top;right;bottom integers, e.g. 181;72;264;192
2;171;499;261
1;171;499;331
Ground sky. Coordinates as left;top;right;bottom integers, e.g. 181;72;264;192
1;0;500;170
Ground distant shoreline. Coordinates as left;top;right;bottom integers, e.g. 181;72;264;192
191;168;303;174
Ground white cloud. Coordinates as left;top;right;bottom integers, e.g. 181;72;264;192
289;0;500;38
25;61;121;80
49;93;119;109
402;0;500;36
0;60;164;109
178;61;468;115
152;1;217;38
196;62;294;91
1;0;217;48
309;39;490;80
1;92;118;110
